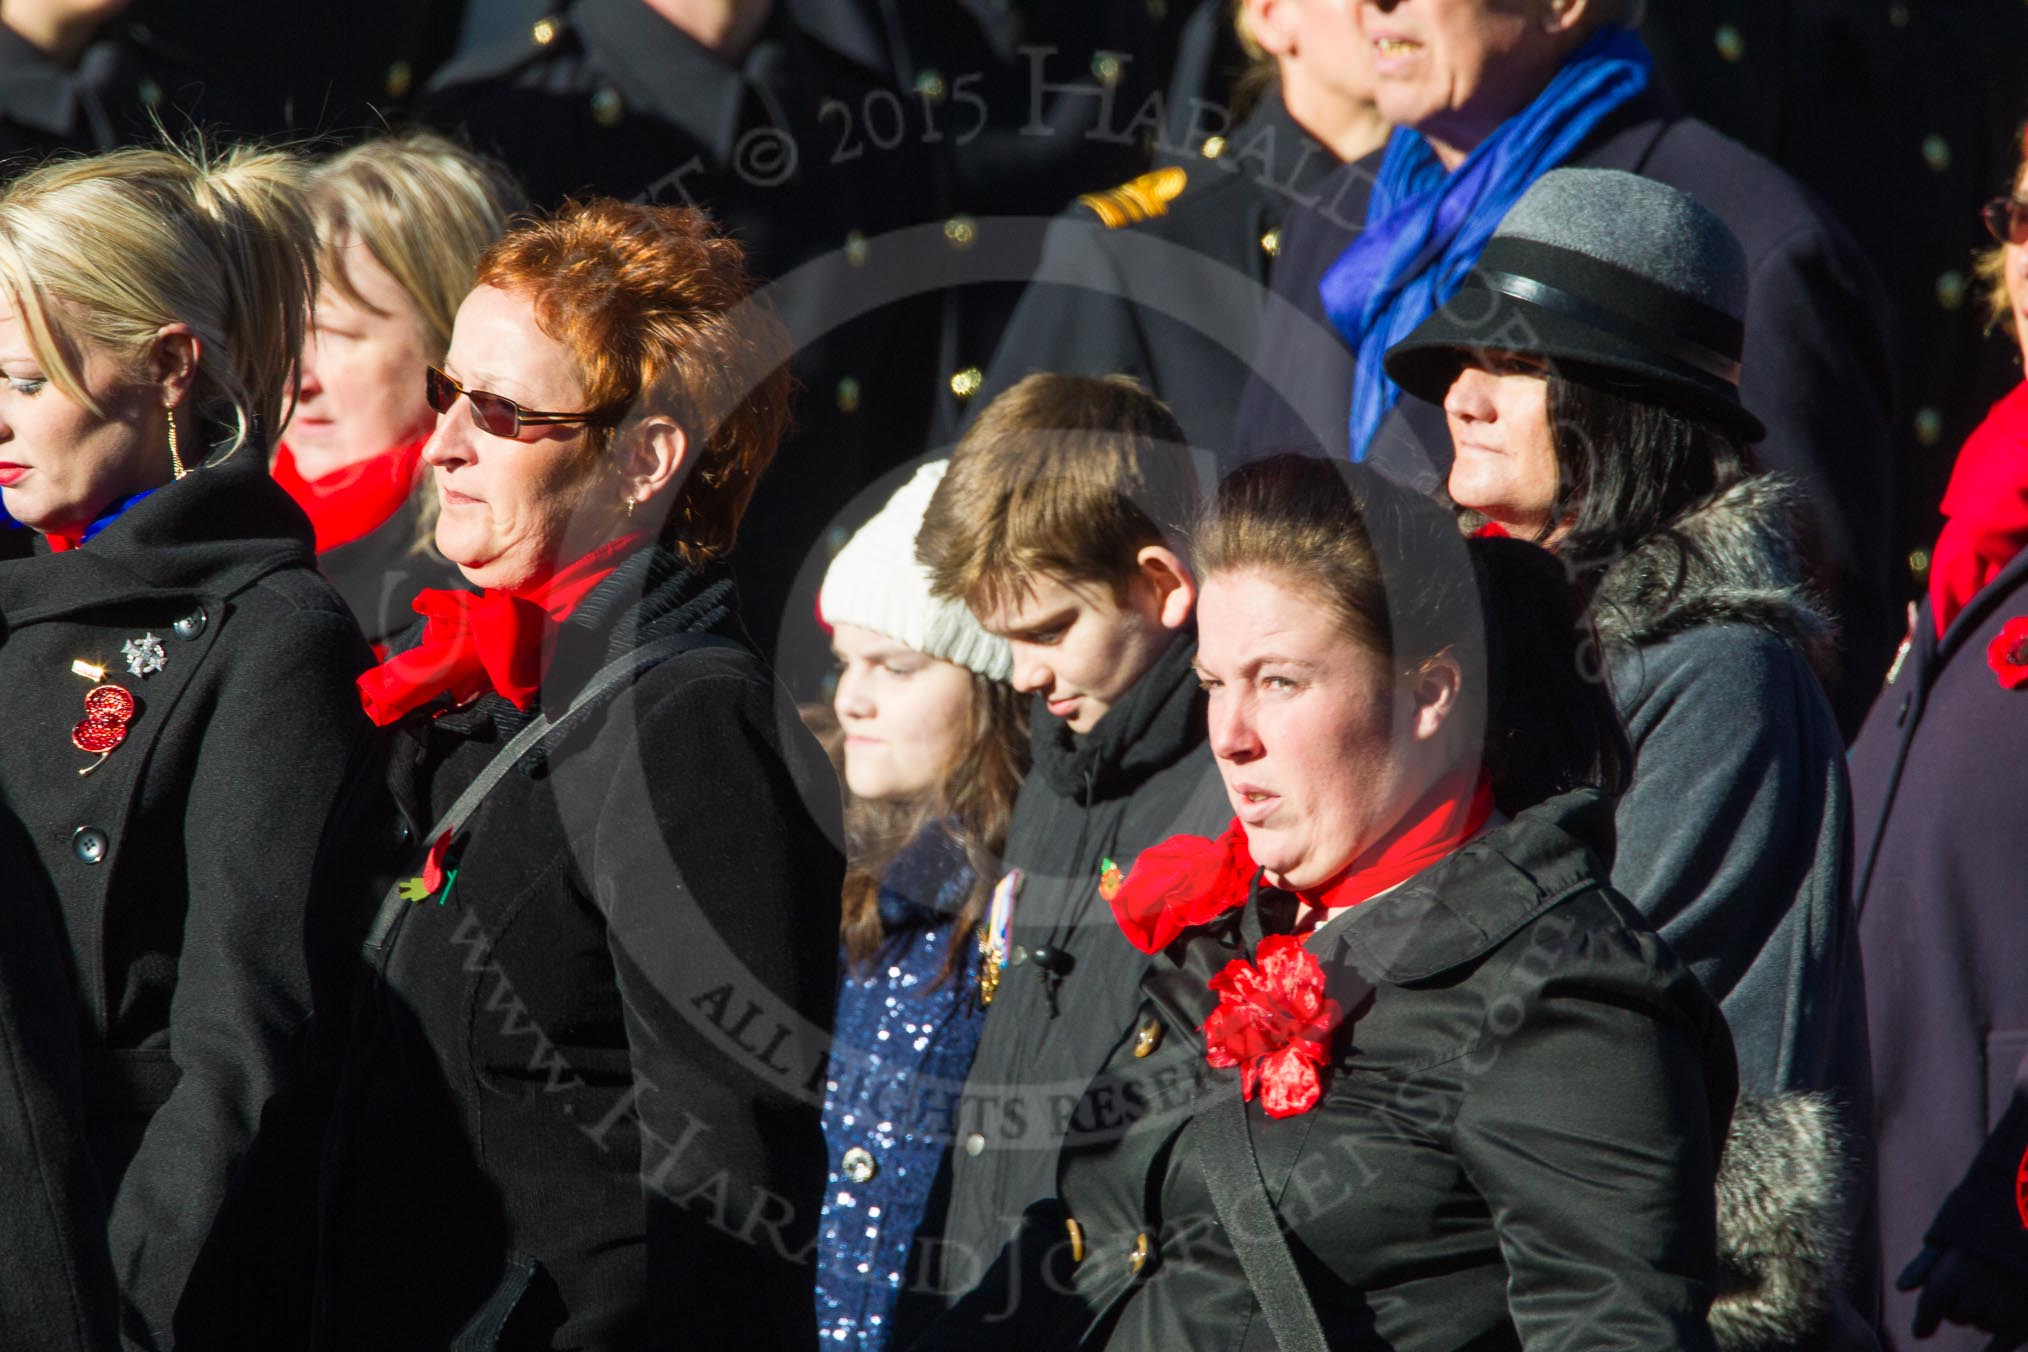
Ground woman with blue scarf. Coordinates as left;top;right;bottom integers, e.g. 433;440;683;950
1231;0;1896;734
0;145;376;1345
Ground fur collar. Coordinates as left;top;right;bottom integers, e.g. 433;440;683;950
1587;475;1835;671
1713;1092;1856;1352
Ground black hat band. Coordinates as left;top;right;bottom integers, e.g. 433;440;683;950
1472;268;1744;387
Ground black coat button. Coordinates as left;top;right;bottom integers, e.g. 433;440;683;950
172;606;207;640
71;826;109;865
384;817;413;852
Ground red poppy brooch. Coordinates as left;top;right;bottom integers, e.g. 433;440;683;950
1107;826;1345;1118
1107;820;1258;955
1989;617;2028;690
1204;935;1344;1119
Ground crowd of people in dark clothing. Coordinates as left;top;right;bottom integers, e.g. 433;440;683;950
1;0;2026;1349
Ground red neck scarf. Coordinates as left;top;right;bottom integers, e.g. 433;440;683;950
1110;768;1497;954
272;436;427;554
1930;381;2028;637
355;531;651;726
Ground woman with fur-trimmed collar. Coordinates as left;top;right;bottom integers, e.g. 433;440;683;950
1387;169;1873;1349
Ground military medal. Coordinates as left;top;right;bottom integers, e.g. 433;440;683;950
69;660;137;776
976;867;1020;1007
121;632;167;678
1885;601;1916;686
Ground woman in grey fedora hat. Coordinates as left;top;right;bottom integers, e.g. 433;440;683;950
1387;166;1876;1351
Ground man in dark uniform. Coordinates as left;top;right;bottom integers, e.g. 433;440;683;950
1232;0;1896;736
0;0;462;180
1635;2;2028;630
422;0;939;690
0;0;128;171
847;0;1221;441
973;0;1388;460
0;0;274;174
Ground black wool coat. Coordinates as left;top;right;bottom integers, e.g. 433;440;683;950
0;807;120;1352
0;446;378;1349
1849;547;2028;1351
314;546;845;1351
917;790;1736;1351
1231;85;1897;735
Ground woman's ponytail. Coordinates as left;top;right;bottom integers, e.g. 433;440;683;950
183;145;316;451
0;140;314;457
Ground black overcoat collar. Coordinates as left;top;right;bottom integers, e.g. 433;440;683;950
1318;788;1617;983
1155;787;1619;996
414;543;744;744
0;444;312;629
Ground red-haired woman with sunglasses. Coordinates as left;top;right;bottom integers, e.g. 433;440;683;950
318;201;845;1349
1850;133;2028;1350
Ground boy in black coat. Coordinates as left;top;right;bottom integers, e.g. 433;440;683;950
902;374;1231;1321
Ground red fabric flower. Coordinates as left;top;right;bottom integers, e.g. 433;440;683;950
1202;934;1344;1118
1107;820;1257;954
1987;616;2028;690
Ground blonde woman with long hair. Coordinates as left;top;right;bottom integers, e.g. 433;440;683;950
0;144;377;1346
277;129;523;647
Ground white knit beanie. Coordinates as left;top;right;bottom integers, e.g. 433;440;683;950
819;460;1013;682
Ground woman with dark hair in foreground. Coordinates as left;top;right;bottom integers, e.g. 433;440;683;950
920;449;1735;1349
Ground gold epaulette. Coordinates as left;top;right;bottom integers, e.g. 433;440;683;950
1077;166;1188;229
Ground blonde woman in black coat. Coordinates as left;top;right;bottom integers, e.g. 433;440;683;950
0;146;378;1346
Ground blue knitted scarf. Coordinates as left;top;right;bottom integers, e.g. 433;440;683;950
1321;25;1654;461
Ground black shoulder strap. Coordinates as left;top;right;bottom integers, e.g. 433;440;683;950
360;632;739;967
1194;1076;1331;1352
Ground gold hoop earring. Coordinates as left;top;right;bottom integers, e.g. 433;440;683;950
166;407;185;480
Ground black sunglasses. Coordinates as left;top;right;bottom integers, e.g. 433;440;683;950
1982;196;2028;247
425;366;614;438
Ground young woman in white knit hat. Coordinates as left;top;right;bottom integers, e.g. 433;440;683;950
812;459;1030;1351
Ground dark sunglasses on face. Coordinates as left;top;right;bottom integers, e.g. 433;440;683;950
425;365;613;438
1982;196;2028;247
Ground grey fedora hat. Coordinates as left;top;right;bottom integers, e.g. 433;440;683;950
1384;168;1766;443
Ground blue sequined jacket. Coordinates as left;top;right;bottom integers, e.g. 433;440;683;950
817;823;988;1350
